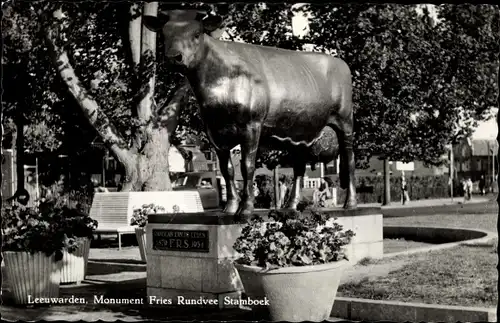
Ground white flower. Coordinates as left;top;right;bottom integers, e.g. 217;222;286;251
316;217;337;233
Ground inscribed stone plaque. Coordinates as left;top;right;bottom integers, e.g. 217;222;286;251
152;229;209;252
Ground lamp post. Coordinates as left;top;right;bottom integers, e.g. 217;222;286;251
490;141;496;193
35;157;39;201
448;144;454;202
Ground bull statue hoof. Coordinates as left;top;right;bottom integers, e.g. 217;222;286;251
343;199;357;210
235;201;255;218
224;199;240;215
284;199;300;210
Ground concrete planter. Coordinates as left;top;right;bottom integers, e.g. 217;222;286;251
135;227;147;262
60;238;91;284
3;251;62;304
235;260;349;322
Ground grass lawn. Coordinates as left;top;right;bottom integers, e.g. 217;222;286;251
383;238;433;254
338;244;498;307
384;212;497;232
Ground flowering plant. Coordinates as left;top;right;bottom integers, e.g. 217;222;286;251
39;200;98;239
233;210;355;269
2;202;98;261
130;203;166;227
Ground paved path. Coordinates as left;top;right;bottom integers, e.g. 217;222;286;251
362;196;493;209
2;196;496;321
376;197;497;218
0;254;386;322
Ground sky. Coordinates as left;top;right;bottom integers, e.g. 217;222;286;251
472;113;498;139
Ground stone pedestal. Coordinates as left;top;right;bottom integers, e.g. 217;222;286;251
316;207;383;262
145;210;268;308
145;207;382;309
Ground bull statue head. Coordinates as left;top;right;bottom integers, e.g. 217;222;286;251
143;10;223;69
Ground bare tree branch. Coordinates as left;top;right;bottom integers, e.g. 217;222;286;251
44;7;131;162
129;3;142;67
158;80;191;136
137;2;158;122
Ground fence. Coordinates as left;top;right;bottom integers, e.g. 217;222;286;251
255;174;451;207
303;178;321;189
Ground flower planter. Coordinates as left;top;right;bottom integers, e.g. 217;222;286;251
135;227;147;262
3;251;62;305
235;260;349;322
60;238;91;284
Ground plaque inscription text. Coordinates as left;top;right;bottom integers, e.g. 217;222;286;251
152;229;209;252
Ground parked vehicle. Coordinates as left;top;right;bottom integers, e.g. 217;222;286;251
172;172;224;210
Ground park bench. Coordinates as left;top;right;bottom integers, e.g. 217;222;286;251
89;191;205;250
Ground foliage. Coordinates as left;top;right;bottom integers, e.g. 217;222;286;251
2;3;70;153
130;203;167;227
1;203;97;261
2;2;193;191
38;200;98;239
206;4;498;169
233;210;355;269
3;3;497;189
304;4;499;165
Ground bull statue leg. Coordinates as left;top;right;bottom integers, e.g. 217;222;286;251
330;117;357;209
342;132;357;209
216;150;240;214
285;160;306;210
237;123;262;217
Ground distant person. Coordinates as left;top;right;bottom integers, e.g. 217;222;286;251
401;177;410;205
313;177;333;208
253;182;260;198
479;175;486;195
467;178;473;199
278;178;288;208
463;177;472;202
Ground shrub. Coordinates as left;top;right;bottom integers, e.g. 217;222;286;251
233;210;355;269
41;201;98;240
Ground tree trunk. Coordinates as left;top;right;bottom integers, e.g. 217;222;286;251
118;129;171;192
44;4;186;193
140;127;171;191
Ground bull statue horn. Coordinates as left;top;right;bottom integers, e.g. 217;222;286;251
164;9;207;21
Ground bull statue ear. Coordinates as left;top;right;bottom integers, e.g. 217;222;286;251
195;10;208;21
143;12;169;32
202;15;223;33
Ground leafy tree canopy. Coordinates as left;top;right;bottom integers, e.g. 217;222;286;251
3;3;498;173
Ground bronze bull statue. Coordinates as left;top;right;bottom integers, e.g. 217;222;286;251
144;10;357;217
